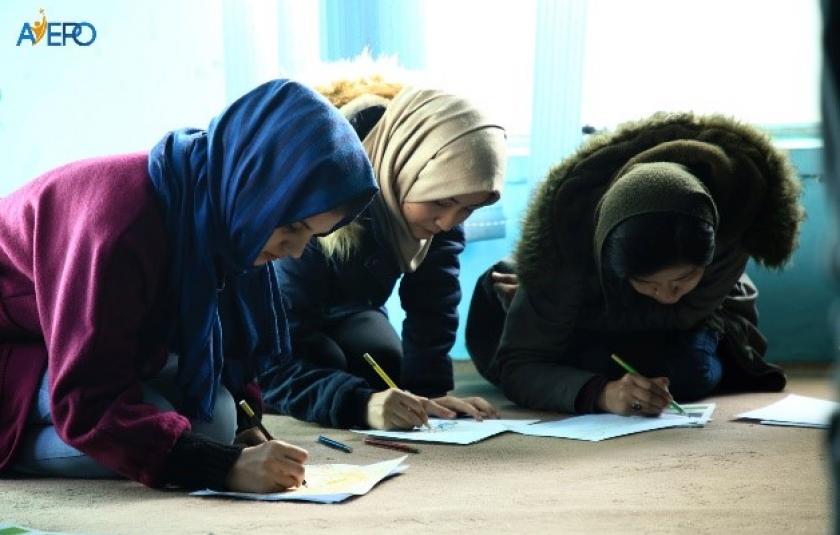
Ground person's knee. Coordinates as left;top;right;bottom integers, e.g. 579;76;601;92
141;384;177;412
190;386;236;444
12;426;116;478
671;360;722;401
353;335;401;379
669;329;723;401
370;345;402;378
296;332;348;370
337;311;402;377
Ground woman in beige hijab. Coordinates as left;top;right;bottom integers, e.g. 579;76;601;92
259;81;508;430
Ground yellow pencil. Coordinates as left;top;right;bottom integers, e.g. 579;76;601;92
362;352;431;429
362;352;398;389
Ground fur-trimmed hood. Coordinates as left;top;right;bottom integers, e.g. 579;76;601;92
516;112;804;289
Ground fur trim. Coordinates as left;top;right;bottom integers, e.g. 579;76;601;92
516;112;804;289
300;51;408;108
317;75;403;108
339;93;390;119
318;220;365;262
303;50;457;108
311;60;405;261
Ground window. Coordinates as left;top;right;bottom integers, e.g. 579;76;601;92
580;0;821;129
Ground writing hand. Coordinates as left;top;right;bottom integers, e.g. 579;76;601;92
226;440;308;493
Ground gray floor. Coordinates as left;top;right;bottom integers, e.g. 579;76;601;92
0;362;832;535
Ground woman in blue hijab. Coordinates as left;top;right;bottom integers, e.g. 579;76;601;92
1;80;376;494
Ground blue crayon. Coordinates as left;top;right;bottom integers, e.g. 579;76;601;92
318;434;353;453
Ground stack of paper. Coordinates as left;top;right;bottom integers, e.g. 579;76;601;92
735;394;838;429
356;405;715;444
508;403;716;442
354;419;539;445
191;456;407;503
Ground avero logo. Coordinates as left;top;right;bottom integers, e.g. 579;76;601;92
16;9;96;47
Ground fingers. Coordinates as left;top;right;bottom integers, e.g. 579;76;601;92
266;442;308;488
493;282;518;296
490;271;518;284
464;396;501;418
398;393;430;427
619;373;673;415
491;272;519;303
652;376;671;390
274;440;309;464
636;375;671;399
374;390;508;430
229;441;309;492
267;457;306;489
422;397;459;419
367;389;426;430
389;410;423;430
430;395;501;421
379;390;427;429
234;426;268;447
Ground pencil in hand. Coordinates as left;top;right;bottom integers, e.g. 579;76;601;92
237;399;275;440
609;354;686;415
362;352;399;389
237;400;308;488
362;352;431;429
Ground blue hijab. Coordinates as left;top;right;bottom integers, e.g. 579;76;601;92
147;80;377;420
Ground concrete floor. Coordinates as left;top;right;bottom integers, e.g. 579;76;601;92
0;362;834;535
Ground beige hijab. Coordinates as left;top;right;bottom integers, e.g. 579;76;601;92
363;87;507;272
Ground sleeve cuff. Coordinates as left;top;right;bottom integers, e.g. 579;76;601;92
574;375;610;414
162;432;243;490
343;386;375;429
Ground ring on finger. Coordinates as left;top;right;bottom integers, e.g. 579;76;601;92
631;401;642;411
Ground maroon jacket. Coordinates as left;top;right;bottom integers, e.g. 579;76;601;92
0;153;190;486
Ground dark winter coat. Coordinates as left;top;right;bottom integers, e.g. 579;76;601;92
488;113;803;412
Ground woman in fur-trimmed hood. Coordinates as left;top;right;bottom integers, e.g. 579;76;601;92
259;75;509;430
465;112;803;415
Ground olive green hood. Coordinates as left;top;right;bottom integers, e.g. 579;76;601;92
592;161;719;280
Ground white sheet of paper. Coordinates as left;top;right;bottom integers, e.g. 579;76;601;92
757;420;828;429
355;406;714;444
353;418;540;445
735;394;838;428
0;524;70;535
191;456;407;503
672;403;716;425
506;403;717;442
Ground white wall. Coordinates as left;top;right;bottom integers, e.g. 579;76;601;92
581;0;822;128
0;1;226;195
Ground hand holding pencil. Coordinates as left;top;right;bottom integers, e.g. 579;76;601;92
227;399;309;493
237;400;276;442
226;439;309;493
362;352;455;430
362;352;501;429
596;354;680;416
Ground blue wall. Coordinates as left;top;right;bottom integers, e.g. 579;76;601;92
748;174;837;362
319;0;424;68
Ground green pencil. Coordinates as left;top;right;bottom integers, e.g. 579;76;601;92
610;354;686;415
